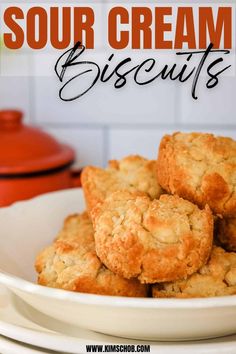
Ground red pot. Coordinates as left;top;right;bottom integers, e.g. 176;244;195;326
0;110;81;207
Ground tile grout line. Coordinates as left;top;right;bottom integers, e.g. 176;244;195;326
36;122;236;130
28;55;36;125
102;125;110;167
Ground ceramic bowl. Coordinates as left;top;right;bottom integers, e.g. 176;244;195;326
0;189;236;341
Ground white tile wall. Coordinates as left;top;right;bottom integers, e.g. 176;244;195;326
33;75;177;125
0;53;31;77
44;127;105;167
178;77;236;126
0;2;236;168
0;76;32;123
108;127;236;161
108;128;176;160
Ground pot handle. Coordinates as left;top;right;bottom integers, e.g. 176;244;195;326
70;168;82;188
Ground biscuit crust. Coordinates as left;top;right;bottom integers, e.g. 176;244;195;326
81;155;163;213
157;132;236;217
217;217;236;252
92;192;213;284
152;247;236;298
35;212;148;297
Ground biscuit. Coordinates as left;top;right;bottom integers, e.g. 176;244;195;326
216;217;236;252
152;247;236;298
157;132;236;217
81;155;163;213
35;212;148;297
92;192;213;284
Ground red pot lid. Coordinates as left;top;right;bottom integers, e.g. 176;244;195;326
0;110;75;175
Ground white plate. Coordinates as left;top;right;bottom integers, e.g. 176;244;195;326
0;189;236;341
1;285;236;354
0;335;57;354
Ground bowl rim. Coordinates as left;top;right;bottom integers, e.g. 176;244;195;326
1;189;236;310
0;187;79;211
1;270;236;309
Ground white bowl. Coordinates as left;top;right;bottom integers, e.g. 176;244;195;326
0;189;236;341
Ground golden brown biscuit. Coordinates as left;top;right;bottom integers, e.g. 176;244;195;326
92;192;213;284
157;132;236;217
35;212;148;297
217;217;236;252
152;247;236;298
81;155;163;213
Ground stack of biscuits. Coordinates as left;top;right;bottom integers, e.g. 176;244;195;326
35;132;236;298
